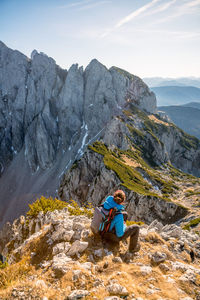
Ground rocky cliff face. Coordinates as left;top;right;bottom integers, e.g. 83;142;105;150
58;108;200;224
0;41;157;227
0;42;156;174
0;41;200;228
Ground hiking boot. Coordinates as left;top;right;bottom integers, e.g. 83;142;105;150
129;242;141;253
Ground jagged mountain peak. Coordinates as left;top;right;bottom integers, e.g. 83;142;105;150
0;40;7;48
0;41;199;230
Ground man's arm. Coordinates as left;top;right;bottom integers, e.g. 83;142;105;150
114;214;126;237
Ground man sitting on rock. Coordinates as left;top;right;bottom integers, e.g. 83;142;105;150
102;190;140;253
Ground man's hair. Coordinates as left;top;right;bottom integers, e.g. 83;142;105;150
113;190;126;204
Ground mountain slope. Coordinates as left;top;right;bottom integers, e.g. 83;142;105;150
0;41;156;227
0;203;200;299
182;102;200;110
59;105;200;224
159;105;200;139
0;41;200;228
151;86;200;106
143;77;200;88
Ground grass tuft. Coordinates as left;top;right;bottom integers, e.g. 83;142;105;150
183;218;200;231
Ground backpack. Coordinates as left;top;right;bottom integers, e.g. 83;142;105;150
91;205;120;236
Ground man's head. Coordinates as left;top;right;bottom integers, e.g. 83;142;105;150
113;190;126;204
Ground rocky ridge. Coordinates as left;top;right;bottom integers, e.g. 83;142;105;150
0;41;156;227
0;206;200;299
0;41;200;234
59;106;200;224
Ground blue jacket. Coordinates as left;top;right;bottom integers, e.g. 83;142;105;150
103;196;126;237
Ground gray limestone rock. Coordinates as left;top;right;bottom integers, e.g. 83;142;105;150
107;283;129;296
150;251;167;264
67;290;89;300
0;41;200;229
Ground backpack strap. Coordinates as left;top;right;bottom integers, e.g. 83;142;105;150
99;207;121;237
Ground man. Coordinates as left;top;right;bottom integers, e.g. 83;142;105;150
102;190;140;252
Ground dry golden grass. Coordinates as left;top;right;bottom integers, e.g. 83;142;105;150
149;115;170;126
144;232;165;244
1;224;199;299
121;154;141;168
0;256;33;290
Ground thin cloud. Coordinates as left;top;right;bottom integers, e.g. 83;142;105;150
187;0;200;7
152;0;200;24
101;0;162;37
59;0;94;9
101;0;200;38
143;0;177;17
115;0;161;28
78;0;111;11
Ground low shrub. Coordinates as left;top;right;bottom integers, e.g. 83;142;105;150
183;218;200;231
126;220;144;226
0;260;8;270
27;196;68;218
67;200;93;218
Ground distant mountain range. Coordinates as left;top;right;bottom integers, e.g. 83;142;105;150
181;102;200;110
151;86;200;106
143;77;200;88
159;102;200;139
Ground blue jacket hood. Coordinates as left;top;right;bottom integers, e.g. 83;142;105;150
103;195;124;211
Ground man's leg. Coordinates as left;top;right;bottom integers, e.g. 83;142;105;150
103;232;120;243
120;225;140;252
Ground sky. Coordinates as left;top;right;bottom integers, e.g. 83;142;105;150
0;0;200;78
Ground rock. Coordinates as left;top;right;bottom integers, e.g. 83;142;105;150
67;241;89;256
165;276;176;284
34;279;47;289
148;220;163;232
72;230;82;241
81;229;90;239
140;265;152;275
150;251;167;264
107;283;129;296
50;229;74;243
162;224;182;238
72;270;82;281
52;253;72;275
146;284;161;295
94;278;104;287
104;297;121;300
80;262;92;271
104;249;113;257
94;249;104;257
67;289;89;300
159;263;170;272
52;242;71;255
72;222;85;231
139;227;148;237
179;269;197;283
112;257;123;263
40;260;51;269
